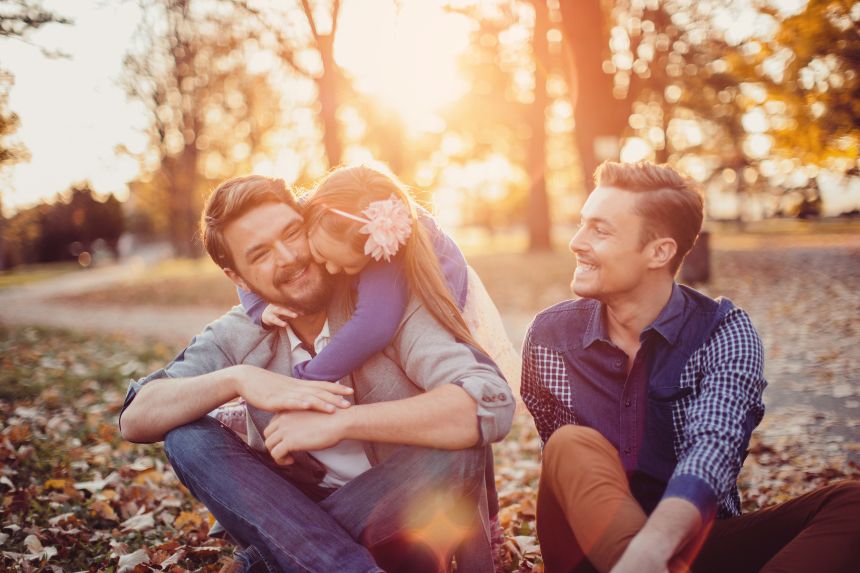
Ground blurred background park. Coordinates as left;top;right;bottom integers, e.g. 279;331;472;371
0;0;858;569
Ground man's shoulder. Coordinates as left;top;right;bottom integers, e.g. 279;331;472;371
197;305;275;358
675;284;750;345
526;298;599;350
677;283;736;318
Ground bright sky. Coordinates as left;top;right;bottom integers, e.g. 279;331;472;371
0;0;471;216
1;0;146;215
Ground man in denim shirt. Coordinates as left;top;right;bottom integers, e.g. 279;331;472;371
522;161;860;572
120;176;514;572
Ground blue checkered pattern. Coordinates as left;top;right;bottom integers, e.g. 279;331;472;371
522;307;766;518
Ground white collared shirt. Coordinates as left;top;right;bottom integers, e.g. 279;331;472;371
284;321;371;487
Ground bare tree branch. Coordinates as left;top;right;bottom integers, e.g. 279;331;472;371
300;0;320;43
330;0;341;41
226;0;315;79
0;0;71;56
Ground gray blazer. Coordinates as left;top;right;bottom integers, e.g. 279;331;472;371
121;282;515;482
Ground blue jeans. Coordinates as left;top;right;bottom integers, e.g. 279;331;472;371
164;417;492;573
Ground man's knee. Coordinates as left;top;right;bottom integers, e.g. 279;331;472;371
422;446;485;485
827;480;860;500
824;480;860;518
163;416;222;468
543;425;615;475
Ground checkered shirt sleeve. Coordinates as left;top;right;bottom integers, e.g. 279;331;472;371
666;307;766;518
521;328;576;444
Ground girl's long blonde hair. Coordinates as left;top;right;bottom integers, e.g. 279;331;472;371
303;165;482;350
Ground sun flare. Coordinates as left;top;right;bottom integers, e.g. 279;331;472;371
335;0;471;134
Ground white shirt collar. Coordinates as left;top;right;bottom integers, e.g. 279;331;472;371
284;320;331;355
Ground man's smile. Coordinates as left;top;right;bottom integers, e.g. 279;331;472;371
277;264;309;286
574;259;598;277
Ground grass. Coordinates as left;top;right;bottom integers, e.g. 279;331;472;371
0;262;81;290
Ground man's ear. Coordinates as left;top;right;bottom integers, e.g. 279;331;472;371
223;267;250;292
646;237;678;270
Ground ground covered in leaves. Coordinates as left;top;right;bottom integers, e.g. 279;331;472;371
2;325;859;572
1;327;232;571
3;232;859;571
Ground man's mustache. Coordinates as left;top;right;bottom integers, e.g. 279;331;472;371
273;256;314;287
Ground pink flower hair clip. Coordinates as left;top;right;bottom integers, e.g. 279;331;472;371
329;195;414;261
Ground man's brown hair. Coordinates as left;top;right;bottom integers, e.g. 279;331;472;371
200;175;298;270
594;161;704;274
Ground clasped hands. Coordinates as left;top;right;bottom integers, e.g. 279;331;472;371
230;364;354;466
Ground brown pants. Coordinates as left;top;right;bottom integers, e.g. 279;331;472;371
537;425;860;573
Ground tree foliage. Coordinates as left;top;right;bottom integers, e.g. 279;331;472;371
760;0;860;164
123;0;283;256
0;71;27;174
2;183;124;267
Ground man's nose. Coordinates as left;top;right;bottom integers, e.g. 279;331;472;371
273;241;298;266
569;227;587;254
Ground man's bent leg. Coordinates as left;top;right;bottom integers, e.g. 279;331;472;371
693;480;860;573
320;445;491;573
164;417;383;573
538;425;648;573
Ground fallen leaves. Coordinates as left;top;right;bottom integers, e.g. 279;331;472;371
174;510;204;532
2;239;859;571
0;326;230;570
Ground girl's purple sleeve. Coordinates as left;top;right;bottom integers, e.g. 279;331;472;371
293;258;409;381
237;286;267;325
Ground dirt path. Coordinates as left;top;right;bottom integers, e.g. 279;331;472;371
0;261;228;346
0;258;541;349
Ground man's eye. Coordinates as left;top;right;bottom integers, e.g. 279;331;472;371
251;251;269;263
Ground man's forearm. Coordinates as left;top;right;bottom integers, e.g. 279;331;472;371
342;384;480;449
120;368;240;444
611;497;704;573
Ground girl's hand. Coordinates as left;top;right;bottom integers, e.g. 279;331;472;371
262;304;298;328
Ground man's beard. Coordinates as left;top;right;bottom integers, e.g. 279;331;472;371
265;257;333;315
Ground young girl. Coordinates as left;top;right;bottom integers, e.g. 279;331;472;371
237;164;520;388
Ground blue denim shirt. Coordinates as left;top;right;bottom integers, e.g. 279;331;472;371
522;284;767;519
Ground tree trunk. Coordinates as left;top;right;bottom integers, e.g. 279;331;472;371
527;0;552;251
317;34;342;168
559;0;629;188
168;5;202;258
174;144;200;257
0;205;6;270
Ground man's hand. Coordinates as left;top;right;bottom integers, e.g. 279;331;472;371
232;365;353;414
263;410;348;465
610;534;673;573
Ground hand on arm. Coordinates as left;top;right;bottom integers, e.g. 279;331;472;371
263;383;479;465
237;365;353;412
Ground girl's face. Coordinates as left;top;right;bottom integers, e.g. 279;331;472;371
307;226;368;275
